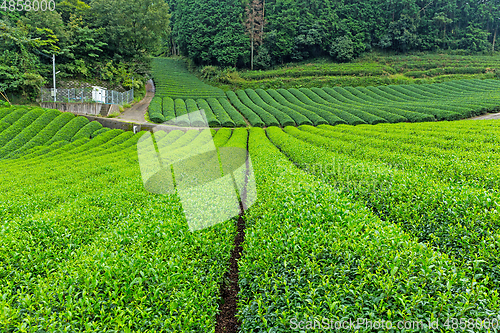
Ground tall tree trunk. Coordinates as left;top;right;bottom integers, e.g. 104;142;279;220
251;33;254;70
493;27;497;53
251;7;255;70
262;0;265;34
443;24;446;49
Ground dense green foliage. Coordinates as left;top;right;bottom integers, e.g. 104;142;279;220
238;126;500;331
0;105;238;331
0;0;171;100
149;58;247;126
168;0;500;68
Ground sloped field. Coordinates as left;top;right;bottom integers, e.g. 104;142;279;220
149;58;500;128
152;58;226;100
1;104;500;331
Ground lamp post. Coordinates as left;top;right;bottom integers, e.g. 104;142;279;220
52;54;56;103
35;50;57;104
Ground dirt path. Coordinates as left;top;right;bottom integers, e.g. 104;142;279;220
117;80;154;123
469;112;500;120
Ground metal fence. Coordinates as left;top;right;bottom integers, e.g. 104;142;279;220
41;87;134;105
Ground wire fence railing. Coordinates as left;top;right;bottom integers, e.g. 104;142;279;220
41;87;134;105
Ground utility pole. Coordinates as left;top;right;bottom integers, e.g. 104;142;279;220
52;54;56;103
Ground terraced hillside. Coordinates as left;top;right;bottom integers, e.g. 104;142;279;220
221;53;500;90
149;63;500;127
151;58;226;99
1;103;500;330
226;79;500;127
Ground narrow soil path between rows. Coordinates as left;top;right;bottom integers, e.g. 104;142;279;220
215;134;251;333
215;214;245;333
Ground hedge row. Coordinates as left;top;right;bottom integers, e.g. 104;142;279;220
217;98;247;127
196;99;221;127
179;99;205;127
0;108;12;121
235;90;280;127
172;99;189;127
71;121;103;142
311;123;500;189
207;98;235;127
162;97;176;121
299;88;366;125
0;109;44;149
91;127;111;138
278;126;500;289
243;89;295;127
226;91;264;127
0;109;60;158
279;89;346;125
148;96;165;123
46;116;90;145
404;66;487;78
4;112;75;159
254;89;312;126
1;109;30;125
237;127;497;331
0;124;233;331
266;89;328;126
152;58;226;99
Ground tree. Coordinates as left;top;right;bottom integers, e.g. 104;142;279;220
245;0;265;70
433;12;452;48
90;0;171;60
0;20;50;99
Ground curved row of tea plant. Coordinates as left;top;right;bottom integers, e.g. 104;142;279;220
151;58;226;99
266;124;500;293
223;79;500;127
301;122;500;190
238;127;500;331
0;106;240;331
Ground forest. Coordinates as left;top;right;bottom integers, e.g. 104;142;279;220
1;0;500;100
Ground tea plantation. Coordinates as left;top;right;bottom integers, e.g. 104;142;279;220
148;58;500;127
1;101;500;331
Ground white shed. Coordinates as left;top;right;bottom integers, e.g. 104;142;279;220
92;86;107;103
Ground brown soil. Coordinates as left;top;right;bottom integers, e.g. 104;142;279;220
215;214;245;333
215;135;251;333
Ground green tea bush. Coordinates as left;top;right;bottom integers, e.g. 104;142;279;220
0;109;44;149
152;58;226;99
238;127;500;331
254;89;312;126
162;97;176;121
148;96;165;123
196;99;221;127
46;116;90;145
207;98;235;127
71;121;103;141
226;91;264;127
91;127;111;138
235;90;280;127
244;89;295;127
0;109;59;157
217;98;247;127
